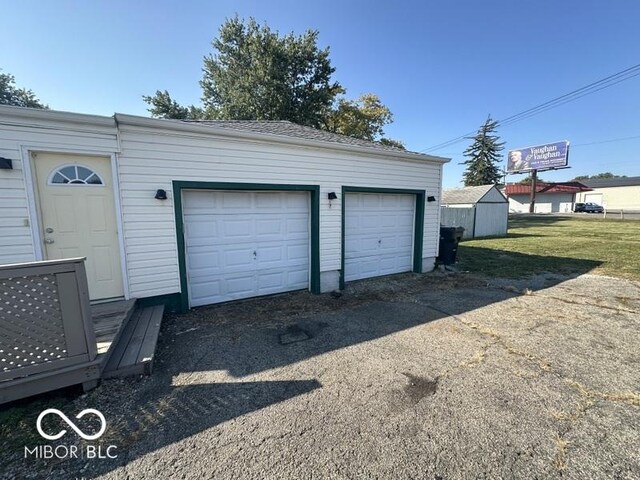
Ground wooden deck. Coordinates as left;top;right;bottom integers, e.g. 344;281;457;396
103;304;165;377
92;299;137;354
0;298;165;404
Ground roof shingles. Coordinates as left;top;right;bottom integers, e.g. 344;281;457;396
183;120;410;154
442;185;498;204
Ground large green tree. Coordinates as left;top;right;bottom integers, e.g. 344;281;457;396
0;71;47;108
144;17;402;146
461;116;504;186
572;172;626;181
324;93;391;140
200;17;341;126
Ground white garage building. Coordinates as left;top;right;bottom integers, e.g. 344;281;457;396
0;105;448;311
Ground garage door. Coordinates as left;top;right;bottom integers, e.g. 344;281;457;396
584;193;604;206
183;190;310;306
344;193;415;282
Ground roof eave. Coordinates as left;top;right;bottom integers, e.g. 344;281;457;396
114;113;451;164
0;104;115;128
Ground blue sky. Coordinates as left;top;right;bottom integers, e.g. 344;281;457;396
2;0;639;187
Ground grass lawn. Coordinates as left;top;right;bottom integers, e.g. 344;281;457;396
457;215;640;281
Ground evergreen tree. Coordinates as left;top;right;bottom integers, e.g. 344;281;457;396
461;116;504;186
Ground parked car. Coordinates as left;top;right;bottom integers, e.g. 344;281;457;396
574;202;604;213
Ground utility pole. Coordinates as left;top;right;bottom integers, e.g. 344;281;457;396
529;169;537;213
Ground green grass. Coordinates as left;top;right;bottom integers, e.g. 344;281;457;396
457;215;640;280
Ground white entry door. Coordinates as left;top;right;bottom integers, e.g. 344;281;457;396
344;193;415;282
183;190;310;306
33;152;124;300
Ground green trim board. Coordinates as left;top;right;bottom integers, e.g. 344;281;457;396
340;186;426;289
172;181;321;312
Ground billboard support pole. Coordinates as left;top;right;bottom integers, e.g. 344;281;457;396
529;169;537;213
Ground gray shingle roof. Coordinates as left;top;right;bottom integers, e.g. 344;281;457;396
582;176;640;188
442;185;499;204
183;120;411;154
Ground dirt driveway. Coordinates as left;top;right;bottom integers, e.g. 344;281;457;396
3;272;640;479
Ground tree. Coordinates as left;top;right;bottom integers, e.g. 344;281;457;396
517;174;546;184
324;93;391;141
461;116;504;186
144;17;401;145
142;90;202;119
0;71;47;108
379;137;406;150
572;172;626;181
199;16;342;126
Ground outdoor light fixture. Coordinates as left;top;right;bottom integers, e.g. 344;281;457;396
327;191;337;208
427;196;436;202
0;157;13;169
155;189;168;200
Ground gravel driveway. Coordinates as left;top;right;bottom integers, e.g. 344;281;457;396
3;272;639;479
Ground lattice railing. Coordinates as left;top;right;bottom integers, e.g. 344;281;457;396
0;258;96;382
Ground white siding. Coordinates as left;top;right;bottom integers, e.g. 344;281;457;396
440;207;475;238
0;115;118;265
480;187;508;203
577;186;640;210
117;125;442;298
474;203;508;237
0;109;445;301
508;193;574;213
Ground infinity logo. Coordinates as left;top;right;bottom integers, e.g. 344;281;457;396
36;409;107;441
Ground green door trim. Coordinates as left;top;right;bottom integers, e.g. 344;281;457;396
340;186;426;289
173;181;321;312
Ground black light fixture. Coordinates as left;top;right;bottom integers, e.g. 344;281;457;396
0;157;13;169
155;189;168;200
327;191;337;208
427;195;436;202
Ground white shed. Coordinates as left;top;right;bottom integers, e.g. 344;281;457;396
441;185;508;238
0;105;449;311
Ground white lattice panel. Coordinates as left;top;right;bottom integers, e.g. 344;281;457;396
0;274;68;372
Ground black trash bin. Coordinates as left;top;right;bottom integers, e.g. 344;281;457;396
438;226;465;265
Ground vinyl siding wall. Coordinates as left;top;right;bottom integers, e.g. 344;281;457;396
508;193;574;213
474;203;508;237
117;124;443;298
0;115;118;265
576;186;640;210
0;111;444;300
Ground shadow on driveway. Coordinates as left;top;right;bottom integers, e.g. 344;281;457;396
2;249;603;478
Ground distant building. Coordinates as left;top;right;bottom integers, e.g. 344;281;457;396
441;184;508;238
576;176;640;211
504;182;591;213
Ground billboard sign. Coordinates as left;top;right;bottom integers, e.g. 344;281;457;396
507;140;569;173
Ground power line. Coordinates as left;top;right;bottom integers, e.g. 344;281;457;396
435;133;640;157
497;64;640;127
571;134;640;147
498;71;640;128
421;63;640;153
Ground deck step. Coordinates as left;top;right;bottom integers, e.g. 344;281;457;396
102;304;165;378
93;299;138;354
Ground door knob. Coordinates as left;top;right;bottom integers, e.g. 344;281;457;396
45;227;54;233
44;238;55;244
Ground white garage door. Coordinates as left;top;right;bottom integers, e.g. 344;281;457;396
344;193;415;282
584;193;604;206
183;190;310;306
